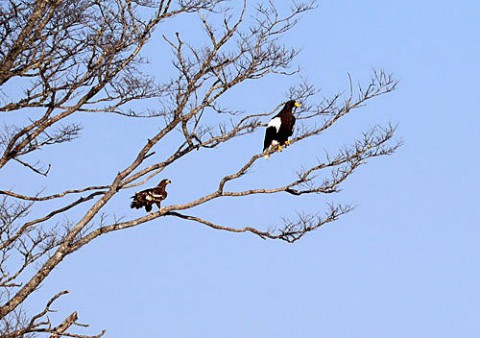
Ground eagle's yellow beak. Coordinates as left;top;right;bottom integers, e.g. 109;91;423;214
294;101;301;108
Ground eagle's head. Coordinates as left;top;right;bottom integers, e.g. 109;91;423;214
159;179;171;186
286;100;301;110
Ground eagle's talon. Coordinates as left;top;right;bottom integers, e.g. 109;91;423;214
277;145;283;152
285;139;291;146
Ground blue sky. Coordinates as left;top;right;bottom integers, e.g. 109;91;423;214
12;1;480;337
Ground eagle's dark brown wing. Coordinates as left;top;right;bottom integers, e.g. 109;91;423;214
263;124;279;152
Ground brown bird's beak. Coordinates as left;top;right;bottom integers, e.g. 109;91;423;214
294;101;301;108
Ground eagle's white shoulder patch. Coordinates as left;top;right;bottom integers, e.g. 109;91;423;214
267;117;282;132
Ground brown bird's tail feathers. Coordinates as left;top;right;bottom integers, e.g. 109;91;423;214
130;198;152;212
130;198;141;209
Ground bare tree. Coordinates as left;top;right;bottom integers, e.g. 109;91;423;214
0;0;399;336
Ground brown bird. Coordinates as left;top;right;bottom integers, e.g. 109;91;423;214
263;100;300;159
130;179;171;213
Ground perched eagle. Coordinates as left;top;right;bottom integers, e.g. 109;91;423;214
130;179;171;213
263;100;300;159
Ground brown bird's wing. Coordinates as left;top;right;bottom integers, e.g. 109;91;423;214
148;187;167;202
131;184;169;212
